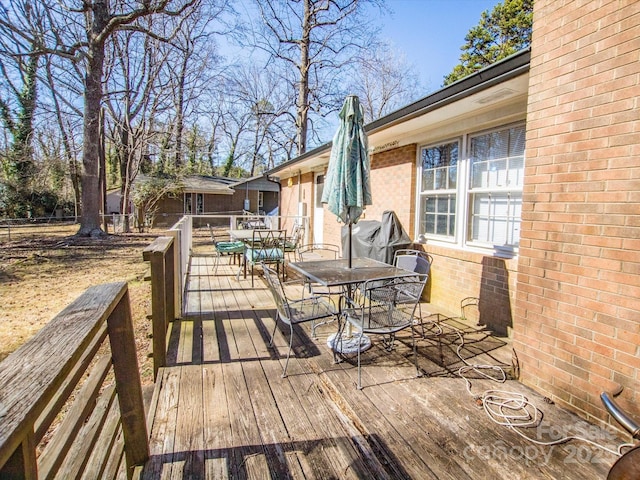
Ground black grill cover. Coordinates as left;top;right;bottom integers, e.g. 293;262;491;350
341;211;411;264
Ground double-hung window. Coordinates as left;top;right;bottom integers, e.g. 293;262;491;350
417;123;525;255
418;140;458;239
469;125;525;249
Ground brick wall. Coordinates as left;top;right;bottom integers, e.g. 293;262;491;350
426;244;519;334
279;172;314;239
278;144;519;322
320;144;417;252
514;0;640;426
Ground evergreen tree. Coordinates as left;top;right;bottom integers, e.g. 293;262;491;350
443;0;533;86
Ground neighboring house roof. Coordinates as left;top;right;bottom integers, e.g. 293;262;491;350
181;176;235;195
231;175;280;192
135;175;235;195
266;48;531;178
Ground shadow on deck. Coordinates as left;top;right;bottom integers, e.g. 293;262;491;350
140;254;618;479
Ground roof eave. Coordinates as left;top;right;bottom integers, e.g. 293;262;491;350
265;48;531;177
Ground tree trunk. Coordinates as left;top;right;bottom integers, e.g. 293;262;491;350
119;123;132;233
174;53;189;168
295;0;312;156
78;3;108;237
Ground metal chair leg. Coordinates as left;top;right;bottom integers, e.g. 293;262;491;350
269;314;279;347
412;324;422;378
282;323;294;378
357;330;364;390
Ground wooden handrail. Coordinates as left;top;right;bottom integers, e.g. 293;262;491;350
143;236;176;379
0;282;148;479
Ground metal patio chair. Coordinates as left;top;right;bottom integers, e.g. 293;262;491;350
262;264;338;377
243;229;286;287
339;274;428;389
297;243;340;261
208;224;245;273
296;243;341;298
392;249;434;336
284;223;305;261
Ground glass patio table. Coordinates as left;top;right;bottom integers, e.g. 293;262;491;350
288;257;416;354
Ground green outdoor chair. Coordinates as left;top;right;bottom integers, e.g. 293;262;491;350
208;224;245;273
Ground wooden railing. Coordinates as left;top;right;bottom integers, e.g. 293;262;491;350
143;236;176;379
0;282;148;480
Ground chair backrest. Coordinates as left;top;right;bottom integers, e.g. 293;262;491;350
297;243;340;261
360;274;428;328
290;223;305;245
249;229;286;264
262;264;292;324
393;249;433;276
207;224;220;247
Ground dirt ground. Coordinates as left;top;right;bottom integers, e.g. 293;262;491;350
0;223;160;384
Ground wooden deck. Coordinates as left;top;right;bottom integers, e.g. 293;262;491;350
141;254;618;479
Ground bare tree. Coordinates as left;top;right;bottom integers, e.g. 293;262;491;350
0;0;200;236
103;26;171;232
247;0;384;155
42;57;83;218
349;43;424;123
224;64;294;175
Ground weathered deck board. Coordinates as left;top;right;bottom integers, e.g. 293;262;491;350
142;255;618;479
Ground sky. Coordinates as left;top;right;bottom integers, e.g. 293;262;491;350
379;0;502;90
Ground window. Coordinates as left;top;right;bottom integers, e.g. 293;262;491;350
315;175;324;208
258;191;264;208
418;141;458;238
196;193;204;214
469;125;525;248
417;123;525;254
184;194;192;214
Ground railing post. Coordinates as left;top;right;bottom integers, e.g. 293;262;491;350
107;290;149;478
149;249;167;378
165;241;175;327
143;237;176;379
0;429;37;480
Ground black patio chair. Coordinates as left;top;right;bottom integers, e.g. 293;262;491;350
392;249;434;336
339;274;428;389
262;264;338;377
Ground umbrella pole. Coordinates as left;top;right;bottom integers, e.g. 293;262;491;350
348;222;352;269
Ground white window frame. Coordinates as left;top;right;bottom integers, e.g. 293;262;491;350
467;124;525;253
415;122;525;257
416;138;460;242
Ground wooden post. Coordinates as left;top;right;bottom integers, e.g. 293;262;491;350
149;250;167;378
143;236;176;379
107;291;149;478
0;430;37;480
165;241;175;331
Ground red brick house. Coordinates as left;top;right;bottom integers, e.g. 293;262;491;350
266;0;639;432
139;175;279;227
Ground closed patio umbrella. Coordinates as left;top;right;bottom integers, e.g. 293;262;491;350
322;95;372;354
321;95;372;269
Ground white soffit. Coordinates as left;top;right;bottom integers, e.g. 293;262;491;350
368;73;529;150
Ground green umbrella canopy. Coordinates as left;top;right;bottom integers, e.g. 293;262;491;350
321;95;372;225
